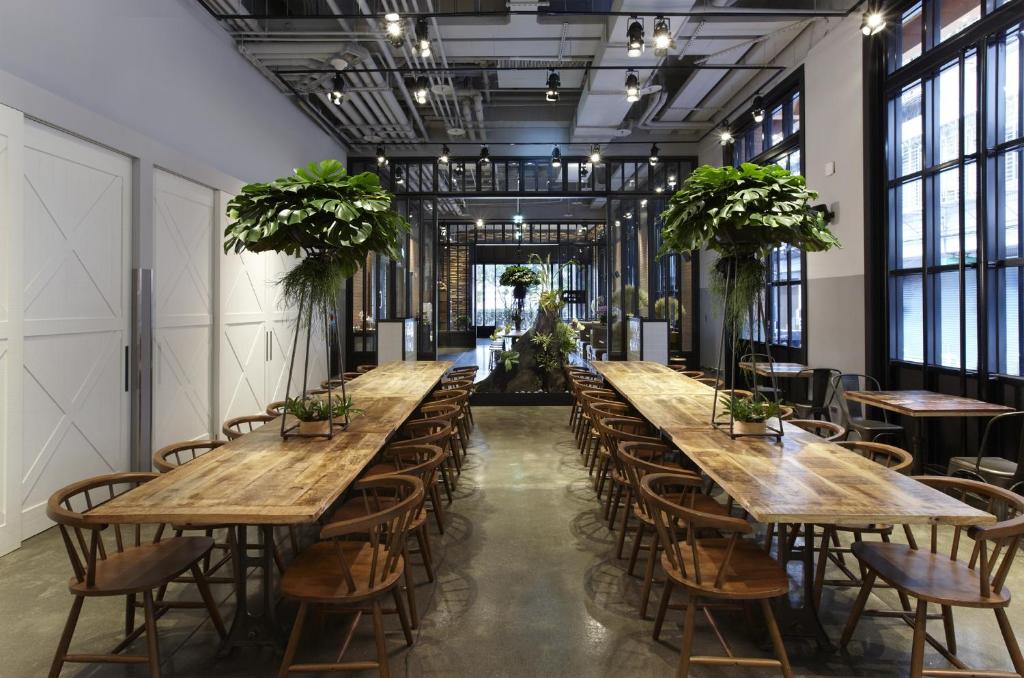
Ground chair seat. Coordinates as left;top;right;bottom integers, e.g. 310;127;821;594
661;537;789;600
281;541;405;604
948;456;1019;485
852;541;1011;608
849;417;903;432
69;536;214;596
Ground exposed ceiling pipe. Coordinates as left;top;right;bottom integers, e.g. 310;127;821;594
422;0;467;131
473;93;488;142
394;0;461;136
461;99;478;141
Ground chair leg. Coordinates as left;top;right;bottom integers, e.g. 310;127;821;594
371;599;391;678
813;525;832;609
995;607;1024;676
125;593;136;637
761;599;793;678
615;495;632;559
839;570;877;648
402;545;419;629
677;592;698;678
430;484;446;533
640;532;660;619
392;588;414;647
940;604;956;656
49;595;84;678
277;601;308;678
192;564;228;640
909;599;928;678
653;579;673;641
143;590;162;677
416;527;435;582
627;523;645;577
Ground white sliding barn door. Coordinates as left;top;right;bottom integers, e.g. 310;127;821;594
0;105;24;555
152;170;214;453
20;121;131;537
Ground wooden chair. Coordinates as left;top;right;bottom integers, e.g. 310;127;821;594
418;401;466;472
812;441;914;608
840;476;1024;678
788;419;847;442
695;377;724;389
641;472;793;677
320;373;359;389
678;370;705;379
327;446;445;629
392;418;457;501
46;473;226;678
222;413;274;440
719;388;754;399
584;400;635;469
427;388;471;449
265;400;287;417
618;442;724;619
593;416;659;517
278;475;422;678
569;373;605;435
577;388;623;464
356;363;377;373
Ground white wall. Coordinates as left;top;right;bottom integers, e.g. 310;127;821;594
0;0;345;182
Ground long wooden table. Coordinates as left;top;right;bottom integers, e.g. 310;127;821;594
592;361;994;647
87;360;451;650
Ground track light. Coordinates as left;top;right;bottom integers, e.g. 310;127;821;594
479;145;490;164
653;16;671;54
589;144;601;164
438;144;450;164
861;10;885;36
752;94;765;123
329;72;345;105
413;76;429;105
550;145;562;168
393;165;404;185
624;211;633;219
625;70;641;102
626;16;644;57
668;174;677;188
718;120;734;146
512;213;524;225
649;144;660;166
655;186;664;193
384;12;404;46
640;199;648;207
476;218;484;227
376;145;387;165
416;18;431;57
545;70;560;103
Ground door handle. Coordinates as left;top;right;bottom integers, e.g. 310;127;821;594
269;330;273;361
124;345;129;392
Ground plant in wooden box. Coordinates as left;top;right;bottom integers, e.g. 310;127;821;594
658;163;839;437
224;160;409;439
286;394;364;436
499;264;541;331
718;394;780;436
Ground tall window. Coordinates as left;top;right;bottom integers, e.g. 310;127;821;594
884;0;1021;375
730;76;805;351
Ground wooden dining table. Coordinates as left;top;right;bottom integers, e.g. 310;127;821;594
86;360;452;650
591;361;995;646
738;361;809;378
844;389;1015;473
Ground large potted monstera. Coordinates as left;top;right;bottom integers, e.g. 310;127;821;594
224;159;409;438
658;162;839;436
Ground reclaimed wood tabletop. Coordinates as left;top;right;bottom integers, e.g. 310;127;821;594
738;361;809;378
86;360;452;526
844;389;1015;418
592;362;994;527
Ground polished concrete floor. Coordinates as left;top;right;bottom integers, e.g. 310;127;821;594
2;406;1024;676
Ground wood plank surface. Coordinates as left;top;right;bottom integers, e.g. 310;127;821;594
86;361;452;526
738;361;809;378
592;362;994;527
844;390;1015;418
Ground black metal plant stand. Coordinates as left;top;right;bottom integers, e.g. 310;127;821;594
708;258;785;440
279;292;349;440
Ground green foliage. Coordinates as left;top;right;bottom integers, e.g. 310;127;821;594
718;394;779;423
498;265;541;289
657;163;840;331
499;350;520;372
539;289;564;314
530;322;579;373
223;160;410;322
285;394;363;422
654;296;682;320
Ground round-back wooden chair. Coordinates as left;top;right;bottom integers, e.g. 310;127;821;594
152;440;225;473
576;387;622;455
695;376;724;389
593;416;660;520
278;475;423;678
678;370;705;379
640;472;793;678
787;419;847;442
222;413;274;440
569;373;605;433
355;364;377;373
393;418;458;501
719;388;754;399
418;401;466;471
582;398;634;468
46;473;226;677
266;400;287;417
840;476;1024;678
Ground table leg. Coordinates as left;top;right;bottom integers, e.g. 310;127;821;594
772;523;834;652
219;525;286;654
909;418;926;475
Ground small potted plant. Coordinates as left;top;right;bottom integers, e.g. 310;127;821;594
285;394;363;437
718;394;780;435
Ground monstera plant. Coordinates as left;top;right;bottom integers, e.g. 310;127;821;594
224;159;409;437
658;162;839;332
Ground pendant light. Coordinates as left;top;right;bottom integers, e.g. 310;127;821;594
625;70;641;102
413;76;429;105
626;16;644;57
416;18;431;57
589;144;601;164
479;144;491;164
550;145;562;168
328;72;345;105
545;70;560;103
376;145;387;166
394;165;405;185
653;16;671;53
649;144;660;166
861;10;885;36
438;144;450;164
751;94;765;123
384;12;404;47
